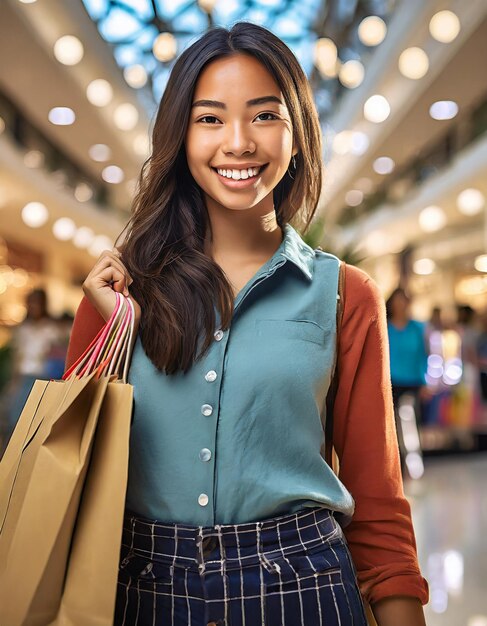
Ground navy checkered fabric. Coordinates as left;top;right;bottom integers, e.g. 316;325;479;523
114;506;367;625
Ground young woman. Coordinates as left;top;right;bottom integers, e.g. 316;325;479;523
66;23;428;626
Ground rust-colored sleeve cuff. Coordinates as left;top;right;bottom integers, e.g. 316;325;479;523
366;573;430;606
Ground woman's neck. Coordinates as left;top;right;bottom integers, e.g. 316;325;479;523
203;209;283;267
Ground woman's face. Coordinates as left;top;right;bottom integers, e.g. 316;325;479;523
185;53;297;214
391;292;410;317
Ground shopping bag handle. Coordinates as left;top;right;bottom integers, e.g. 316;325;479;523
63;293;135;382
63;293;124;380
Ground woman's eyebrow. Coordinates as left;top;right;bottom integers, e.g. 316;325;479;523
191;95;283;109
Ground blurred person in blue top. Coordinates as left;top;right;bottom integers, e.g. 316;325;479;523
386;288;429;420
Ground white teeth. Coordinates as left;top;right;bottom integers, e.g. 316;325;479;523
216;166;263;179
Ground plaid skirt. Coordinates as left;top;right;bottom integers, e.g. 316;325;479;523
114;505;367;625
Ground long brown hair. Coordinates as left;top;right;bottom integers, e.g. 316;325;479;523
117;22;323;374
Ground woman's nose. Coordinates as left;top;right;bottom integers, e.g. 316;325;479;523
222;122;255;155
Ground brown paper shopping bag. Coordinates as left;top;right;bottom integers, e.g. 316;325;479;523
0;373;110;626
0;293;136;626
51;380;133;626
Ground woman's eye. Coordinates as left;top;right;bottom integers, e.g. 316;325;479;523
198;115;220;124
255;112;279;121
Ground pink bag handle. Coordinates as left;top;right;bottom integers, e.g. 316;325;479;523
80;293;125;376
63;293;136;382
63;292;124;380
96;297;135;383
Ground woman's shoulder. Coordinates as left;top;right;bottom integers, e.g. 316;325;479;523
313;250;383;315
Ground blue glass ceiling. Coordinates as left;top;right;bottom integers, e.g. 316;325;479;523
81;0;397;119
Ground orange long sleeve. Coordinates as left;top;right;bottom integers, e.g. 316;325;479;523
334;263;429;605
65;296;105;372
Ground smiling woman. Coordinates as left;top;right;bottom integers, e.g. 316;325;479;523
186;55;296;207
66;21;428;626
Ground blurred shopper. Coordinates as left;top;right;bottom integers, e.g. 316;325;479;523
0;289;59;455
457;305;479;369
453;305;481;425
44;312;74;380
424;305;443;345
476;310;487;403
386;288;429;413
64;23;427;625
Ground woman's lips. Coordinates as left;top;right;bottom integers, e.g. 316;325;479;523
212;163;269;189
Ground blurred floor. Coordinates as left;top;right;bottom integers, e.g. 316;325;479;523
405;454;487;625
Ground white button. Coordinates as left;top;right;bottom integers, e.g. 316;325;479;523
214;329;224;341
199;448;212;462
201;404;213;416
205;370;217;382
198;493;209;506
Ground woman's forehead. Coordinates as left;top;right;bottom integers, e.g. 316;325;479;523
193;54;282;100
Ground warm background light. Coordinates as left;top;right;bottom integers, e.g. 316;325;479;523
314;38;338;77
21;202;49;228
74;183;94;203
113;103;139;131
53;35;84;66
89;144;111;162
153;32;177;62
414;258;436;275
53;217;76;241
338;59;365;88
419;205;447;232
123;64;148;89
86;79;113;107
24;150;45;168
89;235;114;258
399;47;429;79
357;16;387;46
457;188;485;216
429;10;461;43
373;156;395;175
73;226;95;249
345;189;364;206
364;94;391;123
133;134;150;157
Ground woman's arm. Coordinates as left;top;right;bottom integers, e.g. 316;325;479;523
372;596;426;626
332;264;429;614
64;296;106;372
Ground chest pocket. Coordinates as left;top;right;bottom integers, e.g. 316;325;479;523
255;319;329;346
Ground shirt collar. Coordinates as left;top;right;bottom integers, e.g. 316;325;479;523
268;222;315;281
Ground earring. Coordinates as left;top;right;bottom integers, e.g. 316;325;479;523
287;154;296;179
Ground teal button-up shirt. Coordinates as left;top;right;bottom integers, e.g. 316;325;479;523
125;223;355;525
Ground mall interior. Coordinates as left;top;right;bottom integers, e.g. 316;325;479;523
0;0;486;623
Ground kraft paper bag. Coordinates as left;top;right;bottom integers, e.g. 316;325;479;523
0;379;50;533
0;372;110;626
0;374;101;539
0;293;136;626
51;380;133;626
